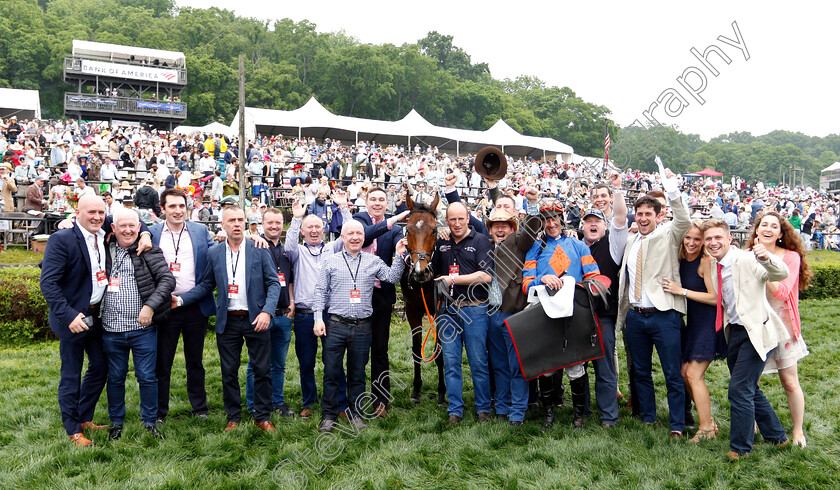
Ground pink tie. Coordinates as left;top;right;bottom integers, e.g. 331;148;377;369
715;263;724;332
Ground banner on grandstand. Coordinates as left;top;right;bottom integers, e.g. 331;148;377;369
136;101;184;111
80;60;178;83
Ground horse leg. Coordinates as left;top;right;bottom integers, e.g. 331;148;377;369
410;315;423;404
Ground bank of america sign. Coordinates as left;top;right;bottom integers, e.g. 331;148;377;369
81;60;178;83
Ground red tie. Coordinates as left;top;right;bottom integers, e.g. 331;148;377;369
715;262;724;332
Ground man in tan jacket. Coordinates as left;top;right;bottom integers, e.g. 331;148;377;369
0;162;18;211
617;166;690;438
702;219;790;459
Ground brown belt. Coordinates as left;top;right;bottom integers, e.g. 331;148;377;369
228;310;248;316
630;306;658;314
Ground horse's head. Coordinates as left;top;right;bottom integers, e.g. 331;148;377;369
405;192;440;283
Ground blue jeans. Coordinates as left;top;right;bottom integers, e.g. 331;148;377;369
295;311;347;411
727;325;787;454
504;312;531;422
439;305;491;418
487;309;512;416
321;318;371;419
593;316;619;425
102;326;158;427
625;309;685;432
246;314;293;412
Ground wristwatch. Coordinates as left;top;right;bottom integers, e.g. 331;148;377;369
682;289;688;297
176;296;184;307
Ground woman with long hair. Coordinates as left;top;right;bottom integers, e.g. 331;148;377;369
662;220;724;442
750;211;812;447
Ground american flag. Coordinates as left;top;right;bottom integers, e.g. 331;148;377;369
604;121;610;164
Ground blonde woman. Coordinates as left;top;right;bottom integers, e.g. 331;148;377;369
662;220;724;442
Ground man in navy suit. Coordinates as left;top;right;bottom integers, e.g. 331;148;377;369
40;195;152;446
176;206;281;432
150;188;217;422
353;187;409;416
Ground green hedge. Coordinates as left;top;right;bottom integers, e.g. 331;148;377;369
801;263;840;300
0;266;51;344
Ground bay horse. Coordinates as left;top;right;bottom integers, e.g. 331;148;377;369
400;192;446;405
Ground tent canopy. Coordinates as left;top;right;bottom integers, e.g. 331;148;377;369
72;40;186;67
229;97;573;159
821;161;840;173
696;168;723;176
174;122;236;137
0;88;41;120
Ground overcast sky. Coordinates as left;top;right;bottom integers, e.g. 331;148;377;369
178;0;838;141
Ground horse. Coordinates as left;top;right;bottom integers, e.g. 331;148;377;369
400;192;447;405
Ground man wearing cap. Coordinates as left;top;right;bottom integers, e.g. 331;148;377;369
50;141;69;168
485;186;541;426
199;150;215;178
576;181;627;428
522;198;601;429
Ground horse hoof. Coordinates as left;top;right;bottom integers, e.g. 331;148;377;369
410;393;421;404
437;398;447;407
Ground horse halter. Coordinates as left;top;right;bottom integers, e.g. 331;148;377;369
405;210;437;274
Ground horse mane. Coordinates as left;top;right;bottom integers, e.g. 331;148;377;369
410;201;436;216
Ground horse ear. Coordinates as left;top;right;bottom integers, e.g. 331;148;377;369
429;192;439;211
406;192;415;210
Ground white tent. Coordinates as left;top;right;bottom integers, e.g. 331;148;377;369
72;40;185;67
174;121;236;137
229;97;574;159
0;88;41;120
820;161;840;173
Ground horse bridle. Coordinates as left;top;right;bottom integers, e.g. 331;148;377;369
404;210;437;278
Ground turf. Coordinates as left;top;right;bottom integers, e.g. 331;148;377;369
0;300;838;489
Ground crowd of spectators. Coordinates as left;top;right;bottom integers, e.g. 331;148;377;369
2;116;839;249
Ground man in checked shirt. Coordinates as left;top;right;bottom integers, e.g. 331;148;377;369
312;220;408;433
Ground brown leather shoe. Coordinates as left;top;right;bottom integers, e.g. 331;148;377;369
338;411;348;420
477;412;491;423
448;414;462;424
255;420;276;432
69;433;93;447
299;408;312;419
224;421;239;432
374;404;388;418
727;451;750;460
81;421;107;431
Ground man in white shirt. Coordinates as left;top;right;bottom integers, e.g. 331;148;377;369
76;178;96;199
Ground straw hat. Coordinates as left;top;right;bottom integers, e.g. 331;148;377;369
192;171;203;180
119;181;132;190
485;208;519;231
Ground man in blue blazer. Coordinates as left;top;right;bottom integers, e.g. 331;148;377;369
150;188;217;422
176;205;281;432
41;195;152;447
353;187;409;416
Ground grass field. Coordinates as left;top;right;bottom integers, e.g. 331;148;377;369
0;300;838;489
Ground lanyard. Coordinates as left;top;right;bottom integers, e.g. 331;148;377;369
342;252;362;289
167;225;185;262
91;233;103;271
111;247;128;278
229;245;241;285
305;242;326;257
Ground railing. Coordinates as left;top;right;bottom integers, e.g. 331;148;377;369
64;93;187;120
64;56;187;85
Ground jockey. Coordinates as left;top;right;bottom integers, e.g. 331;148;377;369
522;198;600;429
